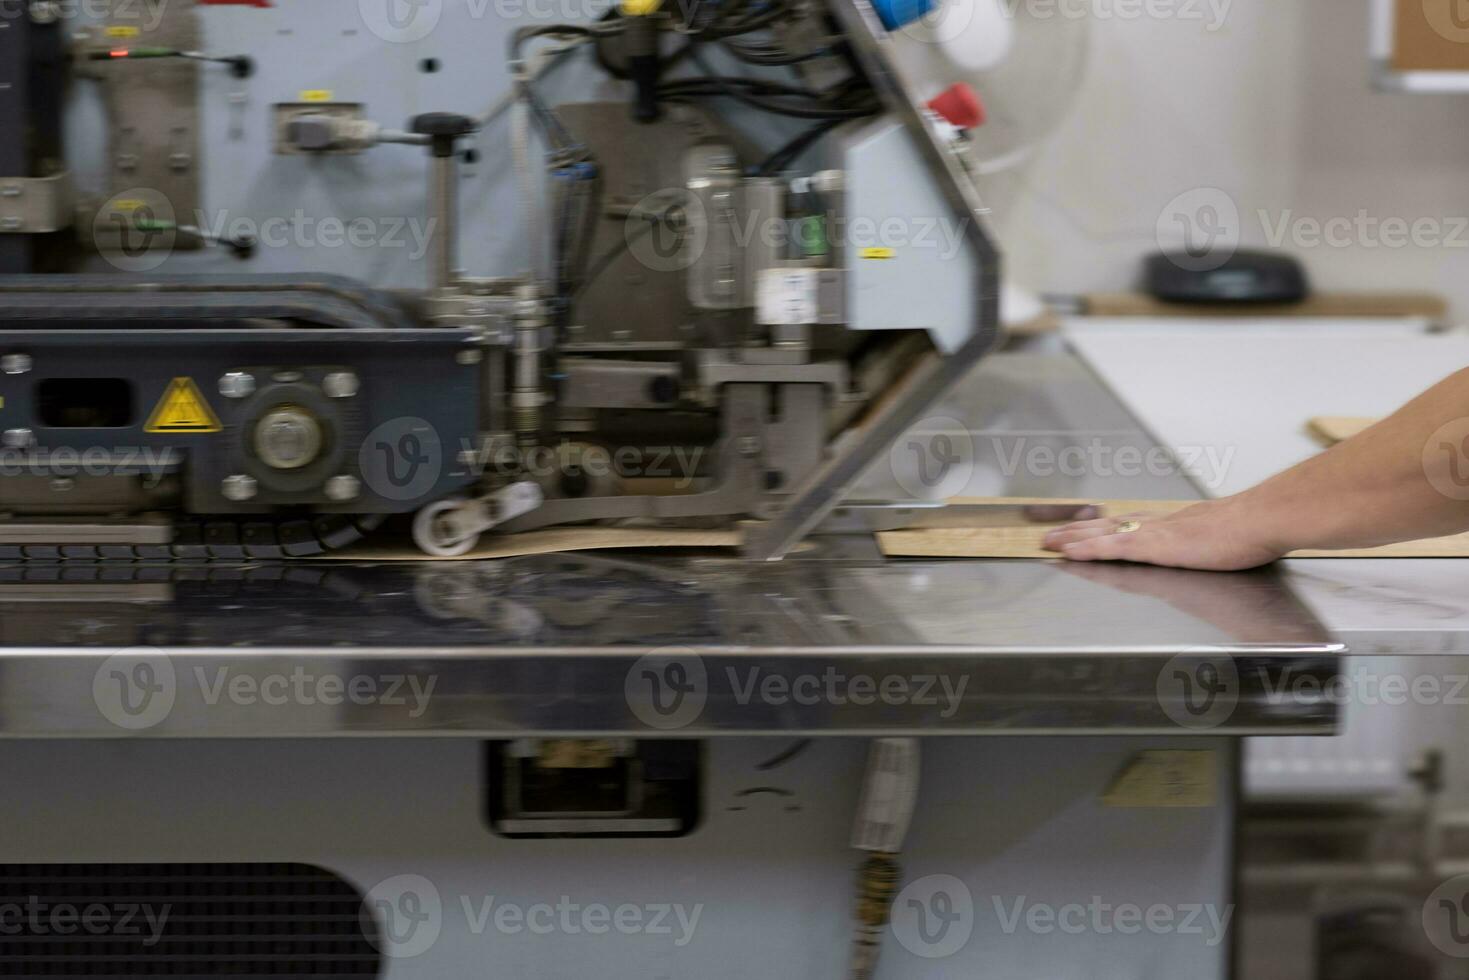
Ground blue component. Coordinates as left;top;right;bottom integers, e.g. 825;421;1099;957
871;0;934;30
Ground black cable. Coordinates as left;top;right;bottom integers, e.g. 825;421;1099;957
666;46;878;119
574;221;656;301
721;38;826;66
754;117;843;175
661;81;876;119
521;81;581;152
660;73;821;98
691;0;794;39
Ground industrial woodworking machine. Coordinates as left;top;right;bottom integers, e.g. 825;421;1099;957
0;0;1000;558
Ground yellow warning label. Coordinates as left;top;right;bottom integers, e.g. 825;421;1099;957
299;90;335;103
105;25;142;38
860;247;896;260
111;199;147;213
145;378;222;434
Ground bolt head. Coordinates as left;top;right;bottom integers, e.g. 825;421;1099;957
324;475;361;502
2;353;31;375
322;371;360;398
254;408;323;470
1;428;33;449
219;371;256;398
221;474;258;502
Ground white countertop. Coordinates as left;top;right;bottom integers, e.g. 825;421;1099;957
1062;316;1469;649
1061;316;1469;797
1062;317;1464;497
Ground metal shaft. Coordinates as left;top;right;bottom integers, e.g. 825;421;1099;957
430;152;458;290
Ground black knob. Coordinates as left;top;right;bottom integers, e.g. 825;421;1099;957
410;112;477;157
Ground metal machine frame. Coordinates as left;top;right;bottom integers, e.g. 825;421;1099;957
0;0;1004;560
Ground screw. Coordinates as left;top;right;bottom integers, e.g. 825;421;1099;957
324;475;361;502
737;436;761;456
2;428;33;449
219;371;256;398
50;477;73;492
2;353;31;375
221;474;258;502
456;349;483;366
322;371;359;398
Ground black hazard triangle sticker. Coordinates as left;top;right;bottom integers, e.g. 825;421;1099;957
144;377;223;433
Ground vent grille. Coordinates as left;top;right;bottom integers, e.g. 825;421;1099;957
0;863;381;978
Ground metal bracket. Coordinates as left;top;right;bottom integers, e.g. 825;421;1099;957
696;349;848;399
0;173;75;233
739;0;1005;561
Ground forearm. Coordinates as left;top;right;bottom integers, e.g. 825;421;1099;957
1229;367;1469;552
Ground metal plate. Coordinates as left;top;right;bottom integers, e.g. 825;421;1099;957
0;554;1340;737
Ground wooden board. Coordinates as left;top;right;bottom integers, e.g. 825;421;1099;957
1085;292;1446;320
1307;416;1379;447
877;497;1469;560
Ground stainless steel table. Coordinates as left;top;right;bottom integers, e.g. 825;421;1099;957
0;553;1339;736
0;351;1356;738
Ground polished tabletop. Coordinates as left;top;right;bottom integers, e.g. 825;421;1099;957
0;350;1417;737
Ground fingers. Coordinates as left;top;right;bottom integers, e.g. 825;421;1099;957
1042;518;1119;552
1060;531;1147;563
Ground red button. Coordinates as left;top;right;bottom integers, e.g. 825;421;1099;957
926;83;986;130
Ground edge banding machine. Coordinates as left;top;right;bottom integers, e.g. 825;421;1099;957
0;0;1000;560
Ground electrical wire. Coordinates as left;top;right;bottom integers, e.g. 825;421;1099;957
721;37;829;66
509;0;876;314
660;47;878;120
574;221;655;301
754;117;843;175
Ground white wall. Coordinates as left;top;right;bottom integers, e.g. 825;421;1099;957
991;0;1469;321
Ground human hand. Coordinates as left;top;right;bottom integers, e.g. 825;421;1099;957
1041;500;1288;571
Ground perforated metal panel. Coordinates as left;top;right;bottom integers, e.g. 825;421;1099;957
0;862;381;978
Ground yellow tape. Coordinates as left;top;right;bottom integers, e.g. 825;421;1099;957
299;90;335;103
860;247;896;260
105;25;141;38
